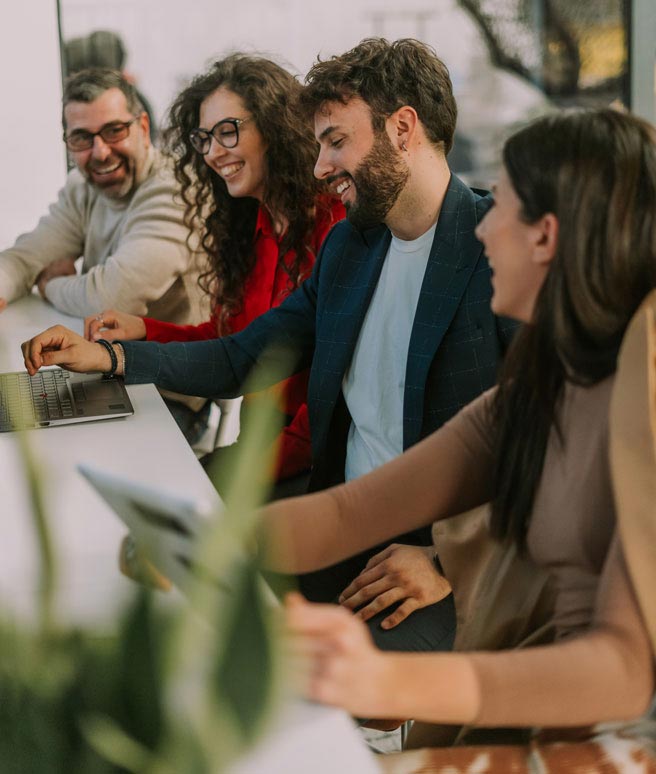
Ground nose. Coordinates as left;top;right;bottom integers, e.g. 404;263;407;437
313;145;334;181
205;136;229;166
475;211;490;243
91;135;111;161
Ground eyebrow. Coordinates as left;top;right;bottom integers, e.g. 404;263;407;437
317;124;339;142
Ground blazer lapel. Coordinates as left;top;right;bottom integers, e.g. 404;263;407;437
326;224;391;384
403;175;486;447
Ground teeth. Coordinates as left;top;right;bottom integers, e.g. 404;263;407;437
94;163;121;175
336;180;350;194
220;162;244;177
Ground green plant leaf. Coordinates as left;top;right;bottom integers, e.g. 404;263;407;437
79;713;156;773
114;588;165;750
213;562;276;744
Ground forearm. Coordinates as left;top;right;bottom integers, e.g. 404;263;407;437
0;260;32;303
143;316;218;343
0;177;83;303
262;421;492;574
469;544;653;727
44;240;191;318
121;338;247;397
378;652;480;725
406;544;653;729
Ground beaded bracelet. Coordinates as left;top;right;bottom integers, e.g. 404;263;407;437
96;338;118;376
114;342;126;376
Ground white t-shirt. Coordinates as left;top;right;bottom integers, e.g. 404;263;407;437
343;222;436;481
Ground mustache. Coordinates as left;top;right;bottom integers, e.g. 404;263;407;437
325;172;351;186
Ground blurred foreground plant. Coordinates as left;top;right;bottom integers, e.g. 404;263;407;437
1;353;294;773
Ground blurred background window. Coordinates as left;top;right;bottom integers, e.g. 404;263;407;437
57;0;649;188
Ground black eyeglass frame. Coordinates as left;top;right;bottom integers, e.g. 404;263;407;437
63;117;139;152
188;117;252;155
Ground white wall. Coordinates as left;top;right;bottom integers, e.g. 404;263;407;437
0;1;66;248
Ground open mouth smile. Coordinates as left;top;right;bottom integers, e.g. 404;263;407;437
219;162;245;179
92;161;123;176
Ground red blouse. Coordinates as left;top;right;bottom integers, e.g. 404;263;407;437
143;197;345;480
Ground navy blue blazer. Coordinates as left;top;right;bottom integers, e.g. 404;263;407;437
123;174;515;599
124;174;514;493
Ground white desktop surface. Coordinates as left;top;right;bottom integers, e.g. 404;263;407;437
0;295;382;773
0;295;219;626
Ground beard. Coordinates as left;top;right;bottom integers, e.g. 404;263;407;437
82;152;138;200
345;130;409;231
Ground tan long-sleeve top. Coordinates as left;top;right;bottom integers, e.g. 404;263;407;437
0;147;206;323
265;375;654;727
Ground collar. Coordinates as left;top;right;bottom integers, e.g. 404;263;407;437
255;205;275;239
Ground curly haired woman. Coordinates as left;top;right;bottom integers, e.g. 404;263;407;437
85;55;344;485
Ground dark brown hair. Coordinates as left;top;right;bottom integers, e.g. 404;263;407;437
301;38;457;153
490;109;656;547
166;54;327;332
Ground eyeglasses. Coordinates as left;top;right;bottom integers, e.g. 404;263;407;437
63;118;138;152
189;117;252;155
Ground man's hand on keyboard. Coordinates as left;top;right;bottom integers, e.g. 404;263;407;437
22;325;114;376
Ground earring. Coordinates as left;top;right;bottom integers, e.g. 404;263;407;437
401;141;408;152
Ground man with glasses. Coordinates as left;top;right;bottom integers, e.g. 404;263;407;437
0;68;204;324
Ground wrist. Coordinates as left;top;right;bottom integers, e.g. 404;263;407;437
95;339;116;375
373;653;407;717
36;273;49;299
113;343;126;376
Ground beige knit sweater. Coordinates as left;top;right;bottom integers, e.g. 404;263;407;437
0;147;207;323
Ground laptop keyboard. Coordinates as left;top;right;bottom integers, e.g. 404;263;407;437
0;370;74;429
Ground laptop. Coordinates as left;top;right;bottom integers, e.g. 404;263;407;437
77;463;230;592
0;368;134;432
78;463;278;604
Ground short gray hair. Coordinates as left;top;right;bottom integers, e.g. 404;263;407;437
62;68;144;127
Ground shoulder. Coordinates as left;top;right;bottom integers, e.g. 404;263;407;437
136;148;180;197
317;216;358;255
54;167;96;214
128;150;185;218
472;188;493;222
449;174;492;225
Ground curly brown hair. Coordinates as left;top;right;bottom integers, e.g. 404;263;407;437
301;38;457;154
166;54;327;333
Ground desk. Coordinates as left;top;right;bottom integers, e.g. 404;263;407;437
0;295;218;626
0;295;381;773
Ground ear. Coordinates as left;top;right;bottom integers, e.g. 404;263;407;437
532;212;559;267
388;105;418;151
138;111;151;148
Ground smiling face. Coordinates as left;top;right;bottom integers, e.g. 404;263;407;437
475;167;556;323
64;87;150;200
313;97;408;230
199;87;267;202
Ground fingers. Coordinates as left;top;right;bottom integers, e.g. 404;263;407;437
356;588;404;623
381;598;419;630
286;592;354;636
339;565;386;605
21;326;65;374
85;310;117;341
21;325;103;375
0;298;6;313
363;544;399;571
340;575;395;613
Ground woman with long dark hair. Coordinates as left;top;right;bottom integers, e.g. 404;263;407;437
85;54;343;482
259;108;656;769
